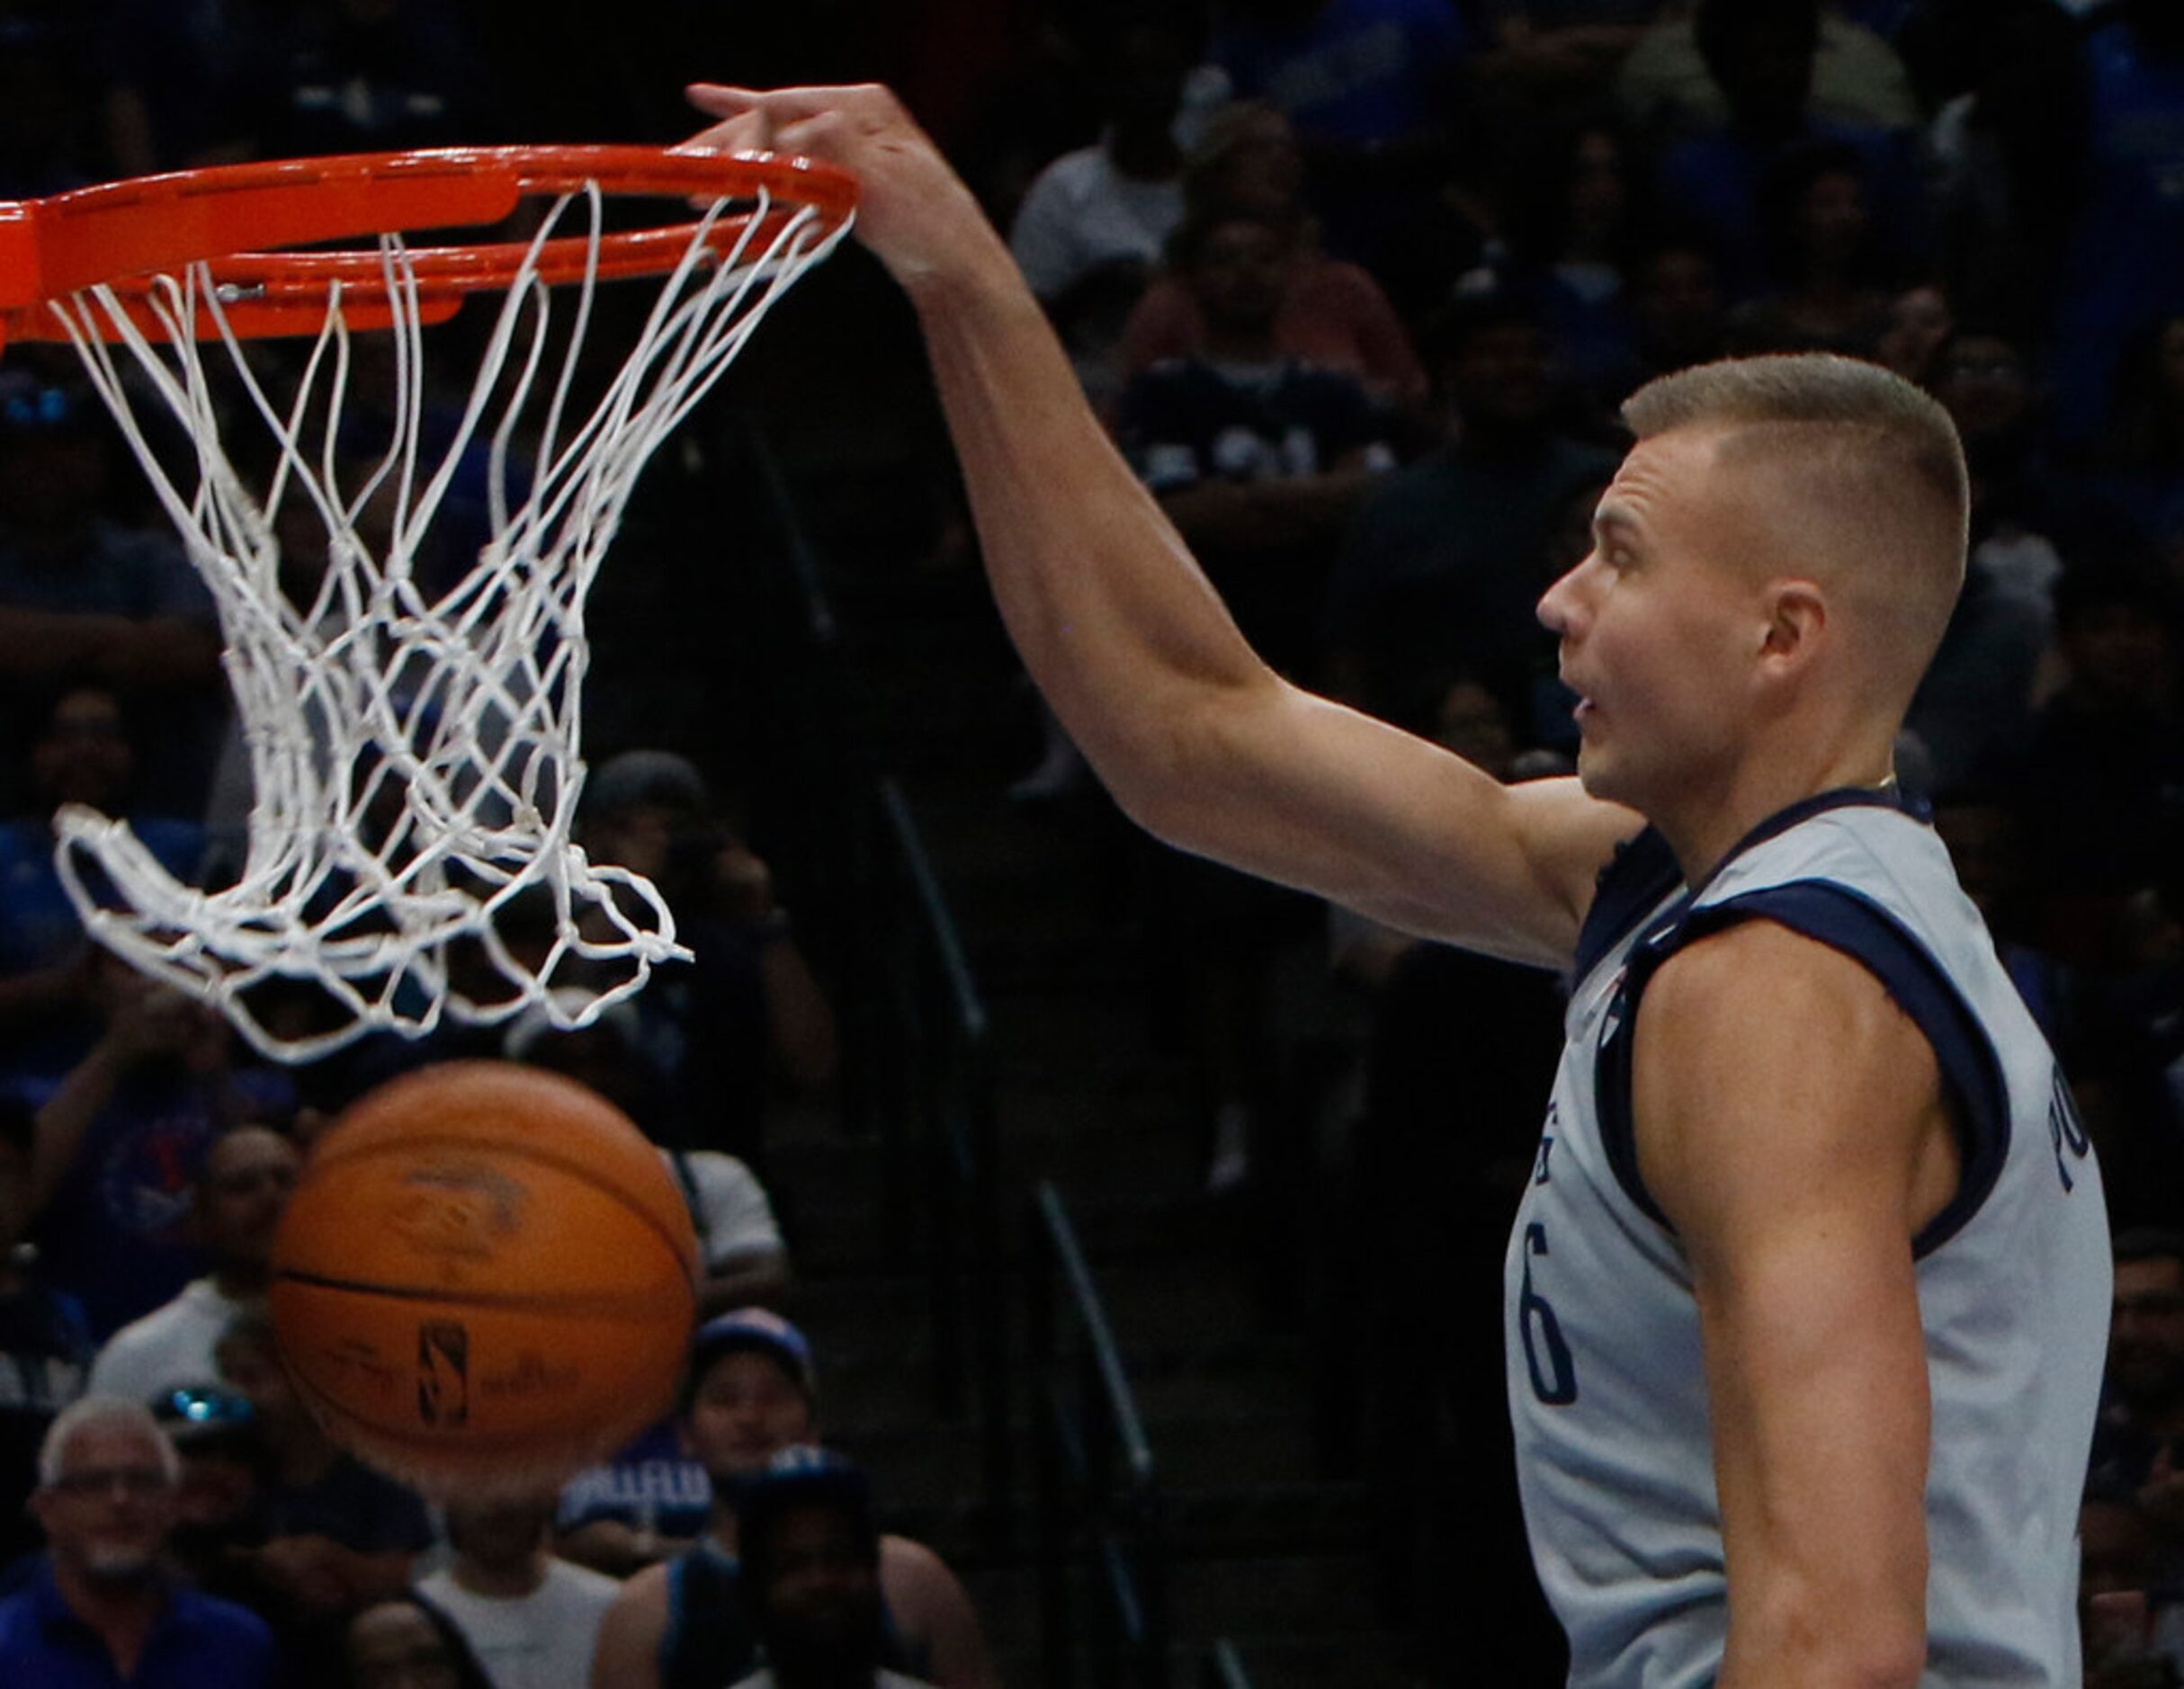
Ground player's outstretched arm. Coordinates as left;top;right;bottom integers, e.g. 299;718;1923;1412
684;85;1639;968
1636;922;1957;1688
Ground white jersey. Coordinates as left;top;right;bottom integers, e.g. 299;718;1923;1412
1505;791;2111;1686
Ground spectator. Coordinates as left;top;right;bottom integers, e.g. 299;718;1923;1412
0;1396;276;1686
1475;0;1667;106
0;364;225;818
1929;799;2072;1043
0;1095;91;1569
1117;205;1401;676
1875;282;1955;388
1920;0;2084;338
0;683;207;1085
1625;233;1727;388
726;1449;940;1689
99;0;255;174
2009;564;2184;933
588;1310;998;1689
1321;285;1618;728
149;1384;266;1609
1902;331;2061;798
505;995;792;1318
2081;1476;2184;1687
1117;103;1429;413
580;751;837;1167
213;1310;435;1665
341;1595;497;1689
1616;0;1919;143
226;0;497;160
2082;314;2184;576
417;1494;622;1689
1007;16;1200;409
20;954;293;1341
1113;201;1401;1188
1503;114;1649;412
87;1124;299;1408
1206;0;1475;264
2092;1233;2184;1588
1724;140;1894;358
2050;0;2184;445
1647;0;1922;301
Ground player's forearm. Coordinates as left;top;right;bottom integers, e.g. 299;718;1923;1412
907;257;1276;827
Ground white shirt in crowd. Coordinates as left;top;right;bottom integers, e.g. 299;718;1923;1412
665;1148;783;1269
86;1278;255;1407
416;1559;621;1689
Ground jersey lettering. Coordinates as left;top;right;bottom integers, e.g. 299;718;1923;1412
1519;1222;1579;1406
1534;1137;1555;1186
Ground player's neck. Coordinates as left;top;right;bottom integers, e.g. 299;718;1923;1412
1654;743;1898;886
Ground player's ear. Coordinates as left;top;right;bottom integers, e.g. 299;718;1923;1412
1758;578;1826;667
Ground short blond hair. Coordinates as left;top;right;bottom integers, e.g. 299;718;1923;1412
1623;354;1970;690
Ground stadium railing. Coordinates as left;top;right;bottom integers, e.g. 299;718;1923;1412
1200;1641;1255;1689
1029;1178;1171;1688
740;422;1012;1522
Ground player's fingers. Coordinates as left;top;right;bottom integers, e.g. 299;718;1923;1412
685;83;761;117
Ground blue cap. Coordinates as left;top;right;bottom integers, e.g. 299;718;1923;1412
687;1308;817;1400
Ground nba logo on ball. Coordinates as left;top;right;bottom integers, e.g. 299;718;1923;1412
270;1061;700;1499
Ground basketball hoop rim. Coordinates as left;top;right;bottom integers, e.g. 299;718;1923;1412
0;144;858;344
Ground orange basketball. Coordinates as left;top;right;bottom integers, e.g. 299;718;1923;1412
268;1059;699;1499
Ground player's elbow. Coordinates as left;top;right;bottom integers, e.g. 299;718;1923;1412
1732;1579;1926;1689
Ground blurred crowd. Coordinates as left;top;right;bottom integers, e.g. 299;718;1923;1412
0;0;2176;1685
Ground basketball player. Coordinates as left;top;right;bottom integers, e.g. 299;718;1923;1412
684;85;2112;1685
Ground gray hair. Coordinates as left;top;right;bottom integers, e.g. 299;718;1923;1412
38;1396;181;1489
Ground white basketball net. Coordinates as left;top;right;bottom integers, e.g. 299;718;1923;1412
41;180;849;1061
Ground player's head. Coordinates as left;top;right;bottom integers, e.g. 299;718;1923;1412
32;1397;181;1585
678;1309;819;1485
1537;353;1968;818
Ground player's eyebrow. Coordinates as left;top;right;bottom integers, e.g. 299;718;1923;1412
1592;504;1642;547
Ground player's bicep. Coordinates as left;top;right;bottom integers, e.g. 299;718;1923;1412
1634;927;1942;1678
1170;681;1638;967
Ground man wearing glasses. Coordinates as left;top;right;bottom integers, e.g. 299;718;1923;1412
0;1396;276;1685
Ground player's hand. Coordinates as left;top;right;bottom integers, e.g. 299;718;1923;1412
680;84;1007;293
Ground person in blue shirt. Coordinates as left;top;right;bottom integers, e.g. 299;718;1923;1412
0;1394;277;1687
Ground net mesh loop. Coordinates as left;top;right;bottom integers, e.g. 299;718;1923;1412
44;179;848;1060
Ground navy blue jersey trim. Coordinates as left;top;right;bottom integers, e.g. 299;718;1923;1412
1692;785;1929;899
1574;826;1684;981
1571;788;1923;986
1596;881;2010;1256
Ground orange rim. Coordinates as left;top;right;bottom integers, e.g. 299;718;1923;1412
0;144;857;345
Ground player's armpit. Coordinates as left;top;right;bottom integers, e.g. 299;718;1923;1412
1632;921;1957;1689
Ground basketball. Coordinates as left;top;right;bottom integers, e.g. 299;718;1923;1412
267;1059;700;1498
